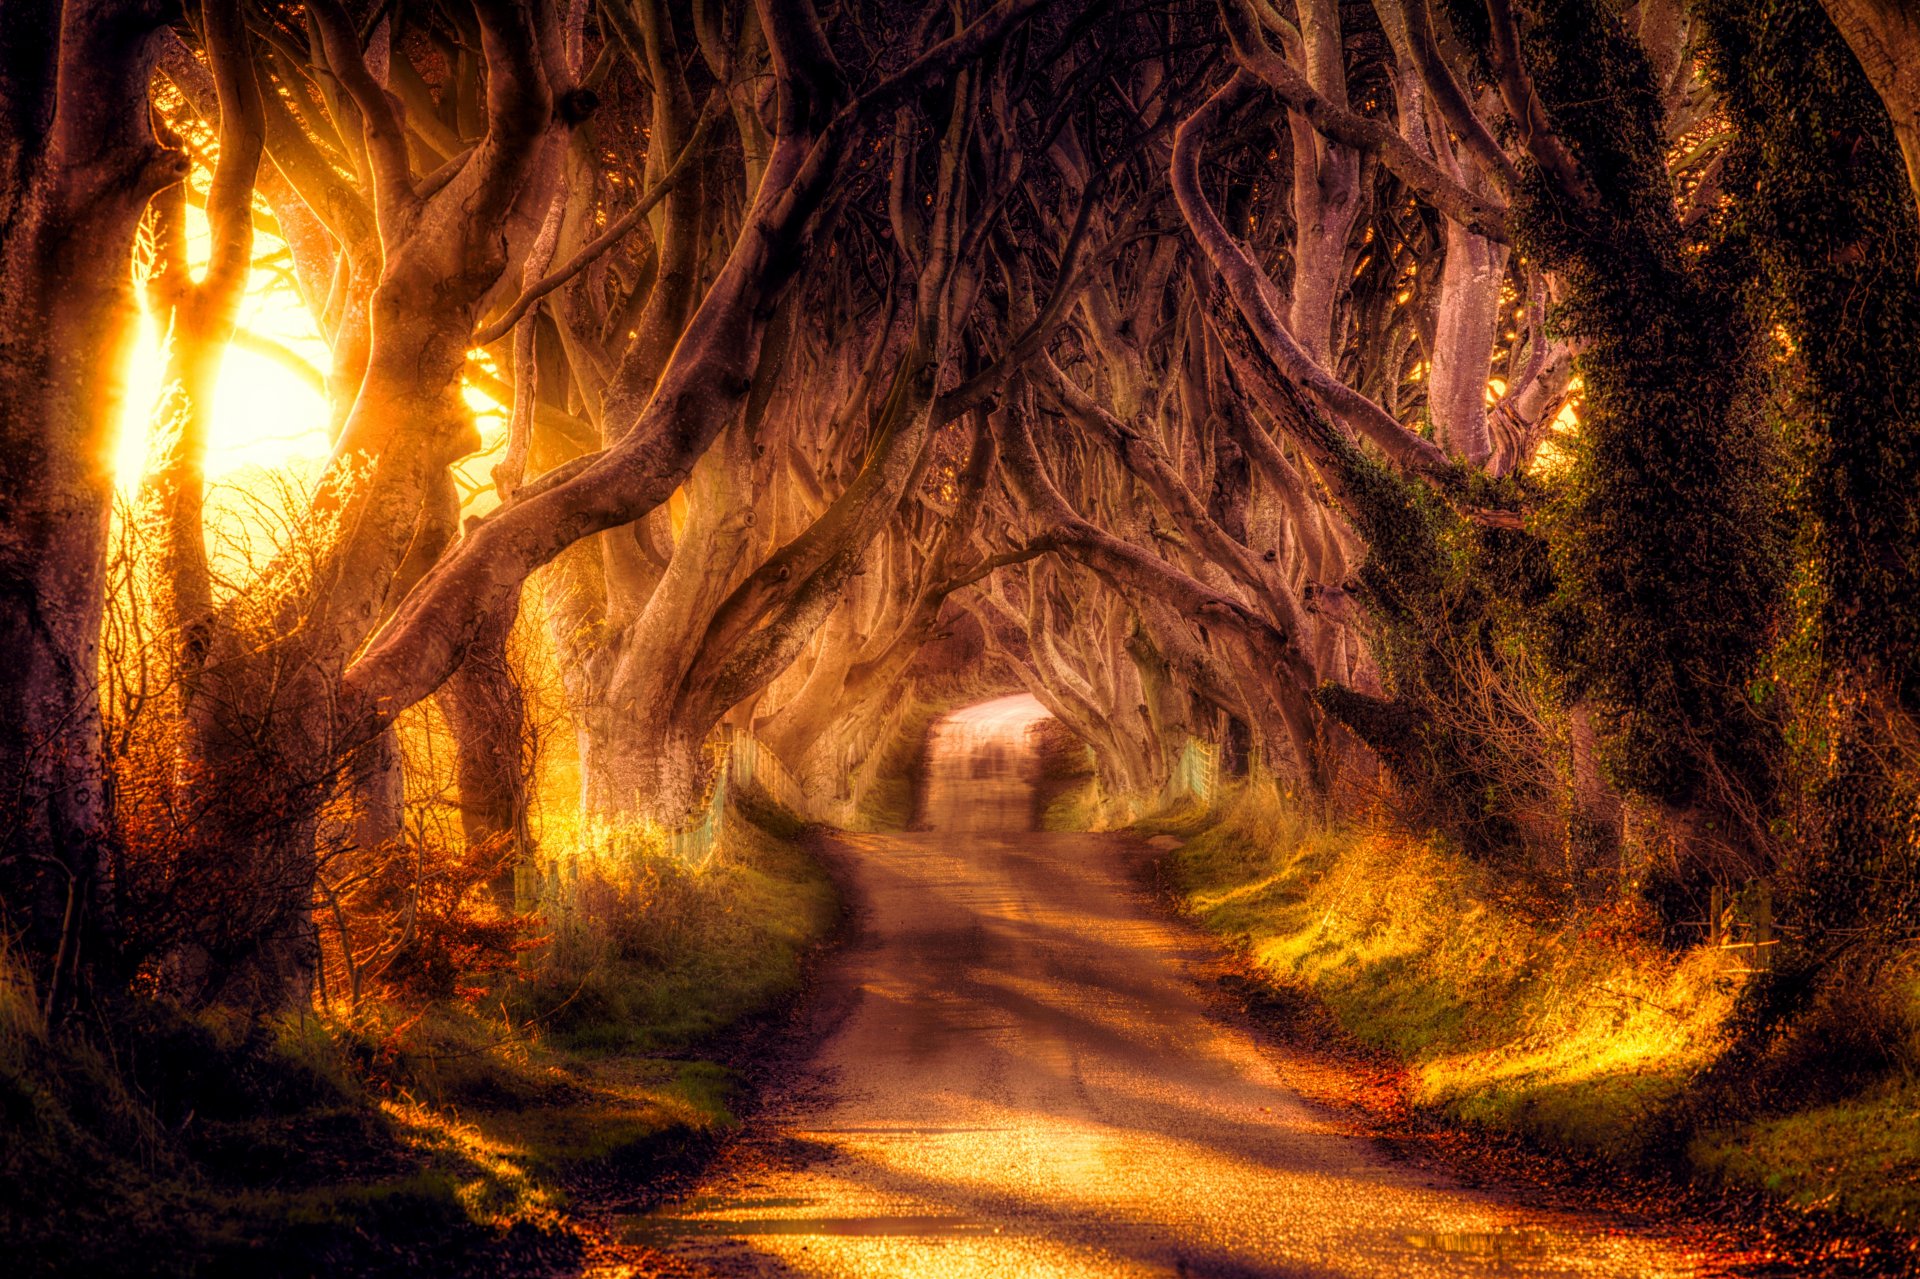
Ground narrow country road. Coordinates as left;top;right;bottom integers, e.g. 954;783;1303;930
627;696;1725;1278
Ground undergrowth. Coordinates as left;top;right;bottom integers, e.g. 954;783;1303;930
851;691;942;832
1161;784;1920;1235
0;794;835;1277
1033;717;1098;831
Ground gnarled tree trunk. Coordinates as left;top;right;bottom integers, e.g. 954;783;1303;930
0;0;182;1009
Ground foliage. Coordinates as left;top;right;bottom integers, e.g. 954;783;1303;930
1693;1074;1920;1233
1318;450;1561;862
0;794;836;1276
512;794;837;1052
0;960;569;1278
315;833;533;1011
1033;714;1098;831
848;687;943;832
1513;0;1788;818
1699;0;1920;965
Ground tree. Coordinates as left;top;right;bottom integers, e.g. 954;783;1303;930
0;0;184;1011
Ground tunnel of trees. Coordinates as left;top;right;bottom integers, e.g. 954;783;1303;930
4;0;1920;1243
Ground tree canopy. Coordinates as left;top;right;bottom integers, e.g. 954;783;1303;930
0;0;1916;1035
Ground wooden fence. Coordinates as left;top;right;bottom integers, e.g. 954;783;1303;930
1709;880;1777;974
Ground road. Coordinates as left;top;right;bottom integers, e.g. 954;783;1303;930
626;695;1724;1277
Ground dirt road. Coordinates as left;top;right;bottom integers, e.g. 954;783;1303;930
627;696;1726;1277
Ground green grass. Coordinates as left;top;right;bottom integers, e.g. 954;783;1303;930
0;796;838;1277
1030;719;1228;834
1034;719;1099;831
0;995;567;1278
1043;774;1221;835
1039;784;1097;831
1162;784;1920;1233
515;794;835;1053
1693;1078;1920;1231
850;693;941;831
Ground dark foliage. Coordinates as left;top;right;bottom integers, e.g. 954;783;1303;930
1701;0;1920;961
1514;0;1788;820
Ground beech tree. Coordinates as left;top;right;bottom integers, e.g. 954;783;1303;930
4;0;1059;1007
3;0;1917;1027
1;0;187;1009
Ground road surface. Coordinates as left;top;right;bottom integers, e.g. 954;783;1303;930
627;694;1724;1277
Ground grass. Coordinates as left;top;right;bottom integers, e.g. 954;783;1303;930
1037;760;1213;836
1029;720;1220;834
0;994;562;1278
515;791;834;1052
1691;1077;1920;1232
1158;783;1920;1235
850;692;941;831
1041;757;1229;832
0;794;838;1277
1033;718;1098;831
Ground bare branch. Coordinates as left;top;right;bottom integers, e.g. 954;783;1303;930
1224;0;1510;242
1484;0;1598;209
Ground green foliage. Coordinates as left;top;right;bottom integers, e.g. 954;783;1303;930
1317;448;1556;857
1511;0;1789;812
1703;0;1920;705
1693;1075;1920;1233
851;692;943;831
513;802;837;1052
1699;0;1920;959
0;801;838;1275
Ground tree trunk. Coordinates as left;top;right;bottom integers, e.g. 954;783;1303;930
0;0;181;1007
1566;700;1624;885
578;707;710;825
1819;0;1920;227
1427;223;1508;464
758;606;859;766
434;598;532;909
1285;0;1363;368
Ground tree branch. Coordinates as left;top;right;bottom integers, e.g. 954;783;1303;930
1224;0;1510;242
1172;73;1456;483
1484;0;1598;209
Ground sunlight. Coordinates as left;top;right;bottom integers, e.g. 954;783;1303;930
114;190;515;528
114;200;334;489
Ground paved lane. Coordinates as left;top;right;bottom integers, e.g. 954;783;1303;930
629;696;1723;1277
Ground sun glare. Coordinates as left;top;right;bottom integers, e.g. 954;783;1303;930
113;186;516;535
114;200;334;490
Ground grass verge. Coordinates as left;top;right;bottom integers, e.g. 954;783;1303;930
1159;783;1920;1238
1032;718;1097;831
850;693;942;832
1;794;837;1277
